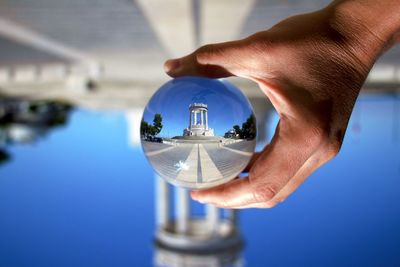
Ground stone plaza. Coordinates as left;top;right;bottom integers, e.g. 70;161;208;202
143;139;254;188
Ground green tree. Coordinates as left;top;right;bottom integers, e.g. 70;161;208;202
140;120;149;137
233;125;241;137
152;113;163;136
241;115;256;140
227;116;256;140
141;113;163;139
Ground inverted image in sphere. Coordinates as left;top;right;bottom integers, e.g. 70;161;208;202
141;76;256;189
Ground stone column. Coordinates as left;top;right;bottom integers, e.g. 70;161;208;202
193;110;197;125
189;110;192;128
200;109;204;127
206;204;219;234
227;209;238;225
203;110;206;129
205;109;208;130
156;175;169;228
176;187;190;234
204;110;206;129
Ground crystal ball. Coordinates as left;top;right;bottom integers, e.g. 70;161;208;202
141;76;256;189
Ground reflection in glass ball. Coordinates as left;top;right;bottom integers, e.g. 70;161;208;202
141;77;256;189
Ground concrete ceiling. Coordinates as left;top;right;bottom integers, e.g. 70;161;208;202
0;0;398;82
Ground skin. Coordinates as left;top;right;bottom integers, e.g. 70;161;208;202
164;0;400;209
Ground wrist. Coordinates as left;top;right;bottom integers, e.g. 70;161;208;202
325;0;400;62
329;0;400;42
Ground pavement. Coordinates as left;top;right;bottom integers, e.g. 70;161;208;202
143;140;254;188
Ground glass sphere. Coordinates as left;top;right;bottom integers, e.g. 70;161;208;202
141;76;256;189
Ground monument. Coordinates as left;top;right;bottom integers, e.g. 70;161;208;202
154;175;243;267
183;103;214;137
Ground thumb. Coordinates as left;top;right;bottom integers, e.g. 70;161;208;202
164;40;248;79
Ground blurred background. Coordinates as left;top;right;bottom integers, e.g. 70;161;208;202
0;1;399;266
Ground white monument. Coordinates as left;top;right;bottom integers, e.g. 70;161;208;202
154;175;243;262
183;103;214;137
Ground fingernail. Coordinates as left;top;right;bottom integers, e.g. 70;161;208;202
191;191;199;200
191;192;206;204
164;59;180;73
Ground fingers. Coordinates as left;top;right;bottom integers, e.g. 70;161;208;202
164;40;250;78
269;144;337;202
230;149;329;209
191;177;260;207
164;56;232;79
192;144;330;209
191;118;322;208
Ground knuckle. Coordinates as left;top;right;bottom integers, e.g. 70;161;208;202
252;183;279;203
307;126;343;161
306;125;330;149
307;125;342;161
217;185;231;208
218;199;230;209
247;39;272;56
324;140;342;160
195;44;219;63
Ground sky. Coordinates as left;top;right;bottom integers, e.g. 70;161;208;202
0;94;399;266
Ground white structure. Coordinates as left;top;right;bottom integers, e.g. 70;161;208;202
183;103;214;137
154;245;243;267
155;175;242;256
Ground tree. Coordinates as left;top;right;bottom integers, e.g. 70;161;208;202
227;115;256;140
233;125;241;136
141;113;163;139
152;113;163;136
240;115;256;140
141;120;149;137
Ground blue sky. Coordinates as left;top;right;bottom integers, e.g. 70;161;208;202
143;77;254;137
0;94;399;266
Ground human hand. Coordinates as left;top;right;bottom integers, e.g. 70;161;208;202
164;1;399;208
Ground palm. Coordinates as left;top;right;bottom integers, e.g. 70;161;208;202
163;6;385;208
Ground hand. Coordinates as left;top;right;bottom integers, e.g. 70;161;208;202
164;1;398;208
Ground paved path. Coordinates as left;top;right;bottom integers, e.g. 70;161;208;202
143;140;254;187
219;145;253;156
146;145;175;156
175;144;224;183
